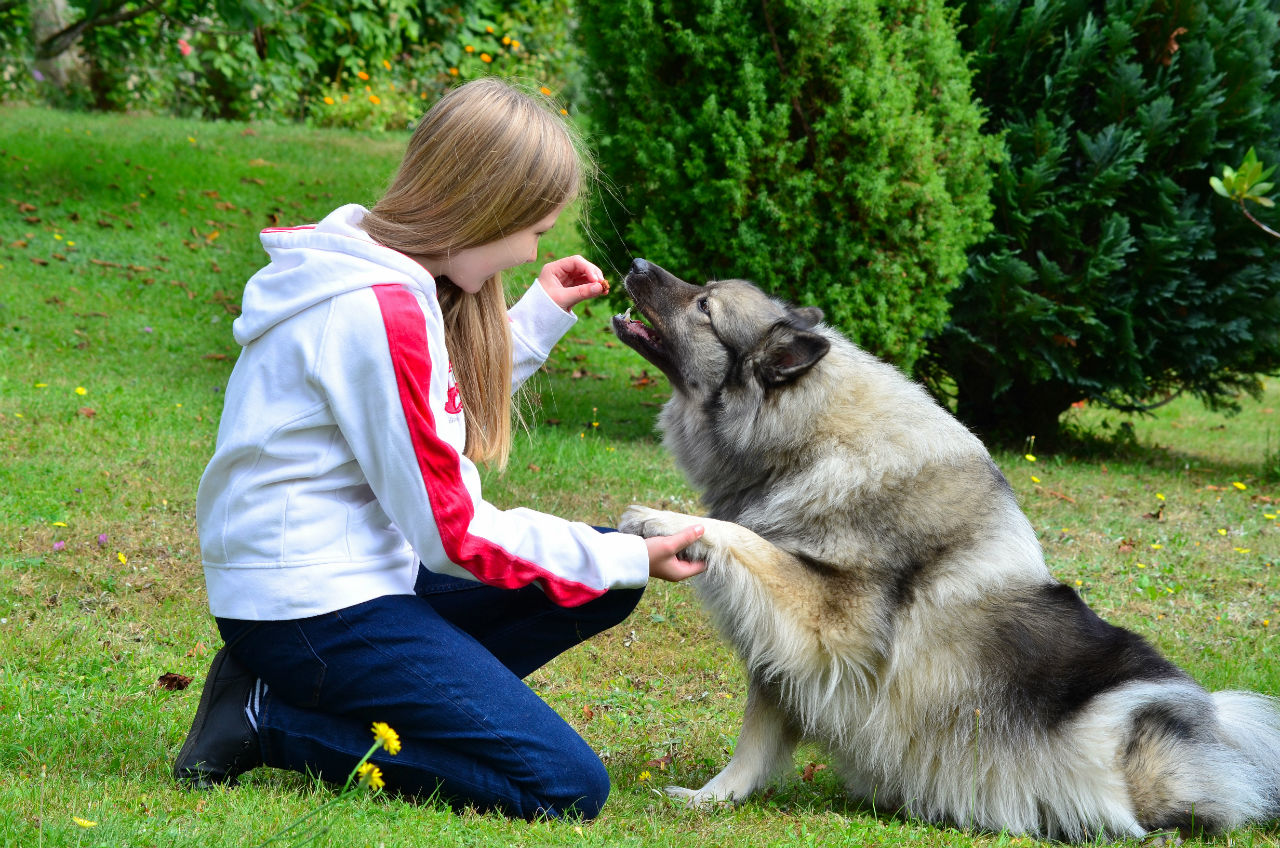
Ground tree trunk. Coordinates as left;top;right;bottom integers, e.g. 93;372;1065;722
29;0;89;90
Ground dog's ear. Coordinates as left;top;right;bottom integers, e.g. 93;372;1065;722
758;322;830;387
790;306;824;328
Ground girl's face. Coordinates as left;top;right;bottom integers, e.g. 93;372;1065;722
428;206;564;293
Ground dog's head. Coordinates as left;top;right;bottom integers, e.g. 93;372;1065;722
611;259;829;399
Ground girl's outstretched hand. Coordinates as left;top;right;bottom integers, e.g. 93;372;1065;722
645;524;707;583
537;255;610;312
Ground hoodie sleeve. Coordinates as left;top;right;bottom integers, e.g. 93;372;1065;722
318;284;649;607
507;280;577;389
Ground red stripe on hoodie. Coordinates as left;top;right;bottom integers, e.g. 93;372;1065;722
372;284;606;607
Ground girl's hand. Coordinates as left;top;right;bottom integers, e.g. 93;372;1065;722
645;524;707;583
537;255;610;312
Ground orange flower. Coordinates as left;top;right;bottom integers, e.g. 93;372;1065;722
539;86;551;96
480;53;492;63
448;67;459;76
485;25;494;33
323;96;334;105
502;36;512;46
382;59;391;70
369;94;381;105
357;70;370;81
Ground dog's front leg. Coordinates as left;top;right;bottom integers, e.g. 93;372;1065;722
667;677;801;807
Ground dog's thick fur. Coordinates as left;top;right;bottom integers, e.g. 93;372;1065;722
613;259;1280;840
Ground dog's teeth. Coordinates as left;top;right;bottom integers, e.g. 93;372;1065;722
623;307;633;322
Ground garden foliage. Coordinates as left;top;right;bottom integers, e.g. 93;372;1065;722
575;0;998;370
3;0;579;130
923;0;1280;442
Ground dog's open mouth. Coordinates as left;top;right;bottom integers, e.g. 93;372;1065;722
615;306;663;349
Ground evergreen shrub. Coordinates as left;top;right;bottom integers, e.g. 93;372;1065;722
925;0;1280;442
576;0;998;370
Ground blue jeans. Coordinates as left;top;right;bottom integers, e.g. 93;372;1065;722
215;564;644;820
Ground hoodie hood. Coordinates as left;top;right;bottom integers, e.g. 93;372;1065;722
233;204;436;345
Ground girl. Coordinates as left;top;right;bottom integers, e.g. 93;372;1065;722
172;77;704;820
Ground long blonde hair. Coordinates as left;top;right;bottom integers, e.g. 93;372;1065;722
362;77;588;468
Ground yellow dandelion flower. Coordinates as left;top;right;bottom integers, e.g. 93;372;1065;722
357;70;370;80
1265;513;1277;520
1024;453;1036;462
118;551;127;565
66;241;75;247
480;53;492;63
638;770;651;782
54;233;63;240
372;721;401;755
75;386;87;395
1218;528;1228;536
72;817;97;828
356;762;385;791
1233;481;1247;491
323;96;334;105
1150;543;1163;550
382;59;391;70
1156;493;1165;501
1074;579;1083;586
1235;547;1252;554
35;382;48;388
1031;475;1040;483
369;94;381;105
1137;563;1147;569
540;86;552;96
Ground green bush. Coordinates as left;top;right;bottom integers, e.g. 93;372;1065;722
923;0;1280;443
5;0;581;130
576;0;998;370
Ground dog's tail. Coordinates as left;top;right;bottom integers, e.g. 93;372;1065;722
1123;687;1280;834
1205;691;1280;825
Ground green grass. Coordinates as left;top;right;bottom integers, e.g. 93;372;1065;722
1;104;1278;847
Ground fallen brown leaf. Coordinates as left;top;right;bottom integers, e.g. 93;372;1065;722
801;762;827;782
156;672;193;691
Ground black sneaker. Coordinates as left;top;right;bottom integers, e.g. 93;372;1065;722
172;647;263;789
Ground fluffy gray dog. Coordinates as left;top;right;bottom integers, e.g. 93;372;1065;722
613;258;1280;840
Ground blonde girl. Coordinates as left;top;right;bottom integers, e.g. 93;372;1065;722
173;77;703;819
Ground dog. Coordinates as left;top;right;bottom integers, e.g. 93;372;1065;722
612;258;1280;840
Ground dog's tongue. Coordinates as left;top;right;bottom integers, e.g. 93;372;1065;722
618;308;662;346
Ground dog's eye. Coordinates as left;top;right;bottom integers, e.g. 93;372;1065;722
697;297;711;315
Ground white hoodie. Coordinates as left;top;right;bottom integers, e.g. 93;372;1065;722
196;204;649;620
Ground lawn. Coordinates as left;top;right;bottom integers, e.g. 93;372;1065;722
1;105;1277;847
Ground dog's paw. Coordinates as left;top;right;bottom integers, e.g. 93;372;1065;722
664;784;742;809
619;506;710;560
619;506;703;539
